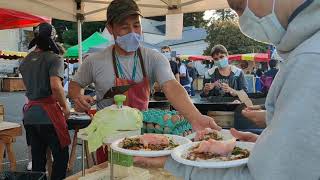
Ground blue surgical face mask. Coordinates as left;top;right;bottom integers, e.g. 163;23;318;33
115;32;142;52
215;57;229;69
163;52;171;60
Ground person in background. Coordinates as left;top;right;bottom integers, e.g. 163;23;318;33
187;61;199;96
264;59;279;79
176;57;192;95
201;44;248;97
161;46;180;82
260;59;279;93
255;64;264;77
20;23;70;180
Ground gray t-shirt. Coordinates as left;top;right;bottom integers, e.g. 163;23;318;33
20;51;64;124
73;46;175;110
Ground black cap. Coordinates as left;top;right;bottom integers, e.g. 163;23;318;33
107;0;142;25
28;23;60;54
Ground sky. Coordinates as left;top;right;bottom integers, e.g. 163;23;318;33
204;10;215;20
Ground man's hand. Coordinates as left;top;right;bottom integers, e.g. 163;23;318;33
246;105;263;110
133;156;168;169
191;114;221;131
221;83;232;93
230;128;258;143
204;82;219;94
242;106;266;128
73;95;95;112
61;106;70;120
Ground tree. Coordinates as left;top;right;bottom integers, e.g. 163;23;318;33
52;19;106;47
204;19;268;55
214;9;237;21
183;12;208;28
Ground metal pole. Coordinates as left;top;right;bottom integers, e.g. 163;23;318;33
82;140;85;176
77;19;83;64
67;59;70;82
110;147;114;180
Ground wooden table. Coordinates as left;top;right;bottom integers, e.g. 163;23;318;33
2;77;26;92
0;122;22;171
66;162;181;180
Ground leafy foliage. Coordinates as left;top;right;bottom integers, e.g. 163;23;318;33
204;19;268;55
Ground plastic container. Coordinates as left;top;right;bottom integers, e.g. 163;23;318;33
0;171;46;180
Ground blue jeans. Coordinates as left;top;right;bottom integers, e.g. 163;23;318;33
190;81;195;96
183;86;191;96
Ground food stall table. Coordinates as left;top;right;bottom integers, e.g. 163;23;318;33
2;77;26;92
0;122;22;171
190;97;241;128
148;98;171;110
66;162;181;180
67;113;93;171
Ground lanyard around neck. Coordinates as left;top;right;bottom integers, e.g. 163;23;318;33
115;52;138;81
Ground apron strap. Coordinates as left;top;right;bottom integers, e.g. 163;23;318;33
112;46;120;78
137;48;147;78
112;46;146;78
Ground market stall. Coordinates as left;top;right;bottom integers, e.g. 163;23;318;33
0;8;50;30
0;0;229;64
0;7;49;92
0;50;27;92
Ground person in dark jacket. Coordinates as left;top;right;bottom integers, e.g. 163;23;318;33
187;62;198;96
264;59;279;79
201;44;248;97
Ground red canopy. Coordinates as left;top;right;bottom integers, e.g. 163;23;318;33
0;8;50;30
228;53;270;62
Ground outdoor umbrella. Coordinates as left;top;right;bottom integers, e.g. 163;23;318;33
0;8;50;30
228;53;270;62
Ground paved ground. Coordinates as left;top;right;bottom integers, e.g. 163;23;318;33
0;92;84;176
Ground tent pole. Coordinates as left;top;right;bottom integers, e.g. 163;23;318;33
77;19;83;64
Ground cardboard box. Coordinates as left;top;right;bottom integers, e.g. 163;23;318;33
207;111;234;128
193;78;203;91
0;104;4;122
2;78;26;92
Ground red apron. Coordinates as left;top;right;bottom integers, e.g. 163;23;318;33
96;47;150;164
24;96;71;148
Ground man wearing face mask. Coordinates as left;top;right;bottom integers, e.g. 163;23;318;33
69;0;221;163
161;46;180;82
201;44;248;97
133;0;320;179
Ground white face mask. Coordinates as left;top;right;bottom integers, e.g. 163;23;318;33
239;0;286;46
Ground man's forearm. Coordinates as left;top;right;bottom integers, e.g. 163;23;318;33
162;80;201;123
52;85;68;108
68;81;83;100
175;74;180;82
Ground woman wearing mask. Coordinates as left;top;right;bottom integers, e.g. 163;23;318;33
201;44;248;97
134;0;320;179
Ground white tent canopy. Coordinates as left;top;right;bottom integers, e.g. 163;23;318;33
0;0;229;63
0;0;229;22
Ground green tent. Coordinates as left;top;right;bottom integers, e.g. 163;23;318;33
65;32;109;57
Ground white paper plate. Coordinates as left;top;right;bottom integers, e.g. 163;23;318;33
110;134;191;157
185;129;234;142
171;141;255;168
